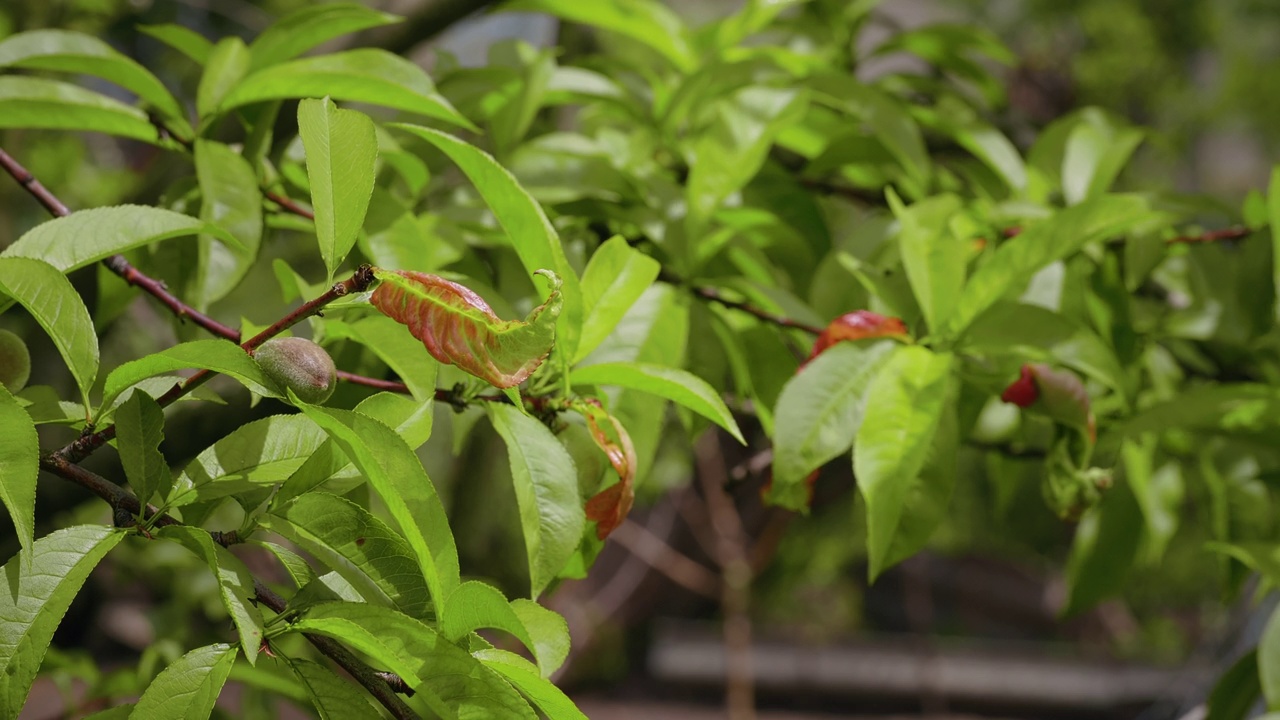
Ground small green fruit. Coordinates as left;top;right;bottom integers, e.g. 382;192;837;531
0;328;31;393
254;337;337;404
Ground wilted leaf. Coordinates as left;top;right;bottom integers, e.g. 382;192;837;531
577;402;638;539
807;310;909;363
370;268;561;389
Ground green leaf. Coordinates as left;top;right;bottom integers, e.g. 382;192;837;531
84;705;135;719
292;404;460;614
289;602;535;718
0;76;164;144
888;191;964;335
768;341;899;511
99;339;281;413
1262;606;1280;709
1269;167;1280;323
3;205;239;274
129;643;238;720
1060;110;1144;205
169;414;326;507
1207;542;1280;588
1062;477;1142;615
855;346;954;580
155;527;264;664
440;582;570;676
298;98;377;281
809;74;931;188
390;124;583;360
283;656;380;720
505;0;695;71
324;316;439;401
474;648;587;719
686;87;808;225
221;49;475;130
0;525;124;719
196;37;249;119
1207;650;1261;720
0;383;37;551
249;3;401;70
575;237;661;362
569;362;745;444
487;405;586;596
137;24;213;65
0;29;189;137
193;141;263;307
370;269;561;389
1111;384;1280;440
264;492;430;618
949;194;1157;334
0;257;98;406
115;389;171;507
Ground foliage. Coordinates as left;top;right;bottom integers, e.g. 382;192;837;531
1;0;1280;716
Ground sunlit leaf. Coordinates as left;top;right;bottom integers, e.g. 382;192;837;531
298;97;377;281
156;526;265;664
0;525;124;718
569;361;744;443
0;77;164;144
129;643;238;720
440;581;571;676
0;257;98;406
504;0;696;71
0;384;36;552
249;3;401;70
99;339;281;412
115;389;171;507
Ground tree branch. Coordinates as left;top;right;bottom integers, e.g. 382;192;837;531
37;455;419;719
0;146;243;341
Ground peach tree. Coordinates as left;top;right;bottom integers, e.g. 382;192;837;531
0;0;1278;717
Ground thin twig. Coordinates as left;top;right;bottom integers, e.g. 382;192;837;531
612;519;721;599
264;189;315;220
37;456;419;719
659;271;823;336
0;147;242;341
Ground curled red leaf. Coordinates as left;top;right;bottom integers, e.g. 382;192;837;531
577;401;638;540
1001;364;1039;407
370;268;561;389
807;310;910;364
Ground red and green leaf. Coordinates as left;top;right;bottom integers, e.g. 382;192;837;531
575;400;637;540
370;268;561;389
807;310;910;364
1002;362;1095;440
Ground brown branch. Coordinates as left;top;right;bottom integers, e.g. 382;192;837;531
53;267;378;464
660;271;823;336
0;147;244;341
38;455;419;719
612;519;721;599
1168;226;1251;244
264;189;315;220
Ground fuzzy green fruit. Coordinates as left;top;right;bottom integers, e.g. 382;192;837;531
0;328;31;393
254;337;337;405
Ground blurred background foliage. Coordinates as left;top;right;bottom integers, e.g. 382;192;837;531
4;0;1278;715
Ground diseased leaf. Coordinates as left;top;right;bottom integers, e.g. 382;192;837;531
264;492;430;618
488;405;586;596
0;257;99;406
769;341;899;511
193;140;263;307
855;346;954;580
0;525;124;719
370;269;561;389
3;205;239;273
156;527;265;664
806;311;909;364
298;98;377;281
474;649;588;719
169;414;326;507
569;361;744;443
99;339;281;412
0;29;189;136
283;657;380;720
292;404;460;614
115;389;171;507
289;602;535;718
220;50;474;130
0;76;164;144
579;402;638;539
249;3;401;70
129;643;238;720
390;124;583;359
0;384;37;551
575;236;661;362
